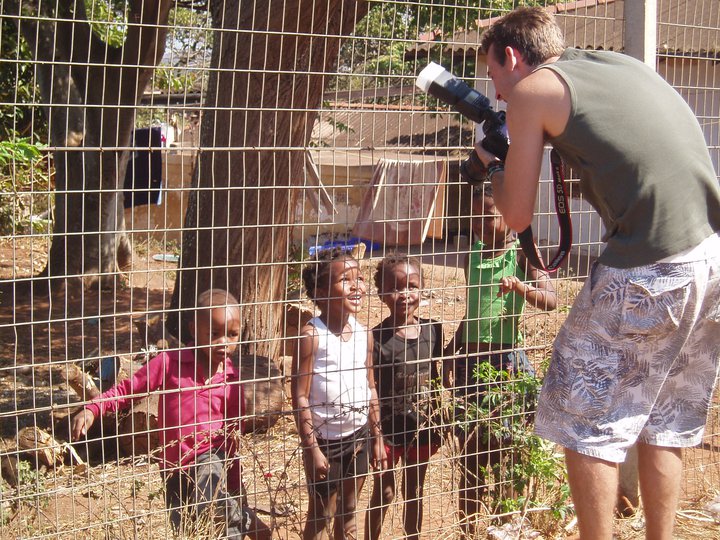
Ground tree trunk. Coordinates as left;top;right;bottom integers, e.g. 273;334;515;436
11;0;172;294
168;0;368;359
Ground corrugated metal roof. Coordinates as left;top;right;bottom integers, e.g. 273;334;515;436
311;106;473;153
405;0;720;59
657;0;720;57
556;0;624;51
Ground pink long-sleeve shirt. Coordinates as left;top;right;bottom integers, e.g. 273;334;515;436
86;347;244;474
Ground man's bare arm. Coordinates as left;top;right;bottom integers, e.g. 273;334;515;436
475;68;571;232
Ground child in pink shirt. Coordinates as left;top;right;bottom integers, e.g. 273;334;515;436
72;289;271;539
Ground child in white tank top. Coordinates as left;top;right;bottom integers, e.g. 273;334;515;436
291;248;386;540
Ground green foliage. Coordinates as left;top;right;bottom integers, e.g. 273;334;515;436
130;7;212;131
457;360;572;520
157;7;213;94
0;138;52;235
85;0;128;47
154;66;189;93
0;1;134;143
0;138;41;167
147;484;165;503
335;0;562;95
286;241;307;293
338;0;462;88
15;460;49;508
336;1;415;91
0;19;42;140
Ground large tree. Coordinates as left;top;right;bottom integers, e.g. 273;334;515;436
8;0;172;293
168;0;369;357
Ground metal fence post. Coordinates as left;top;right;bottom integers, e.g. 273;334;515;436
624;0;658;69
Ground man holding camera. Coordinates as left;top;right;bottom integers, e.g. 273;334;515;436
473;6;720;540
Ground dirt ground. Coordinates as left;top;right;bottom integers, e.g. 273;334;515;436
0;236;718;539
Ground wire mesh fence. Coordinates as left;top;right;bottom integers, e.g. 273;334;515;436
0;1;719;538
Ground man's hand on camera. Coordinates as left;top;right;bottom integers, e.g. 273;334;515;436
474;142;501;168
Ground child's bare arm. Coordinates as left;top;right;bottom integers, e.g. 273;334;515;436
291;327;320;448
522;256;558;310
443;321;464;357
291;326;328;479
365;331;387;471
70;353;167;440
442;322;464;387
444;254;471;386
499;253;558;311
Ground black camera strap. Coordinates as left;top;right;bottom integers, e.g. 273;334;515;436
517;149;572;273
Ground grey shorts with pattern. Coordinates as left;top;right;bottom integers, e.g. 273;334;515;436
535;255;720;463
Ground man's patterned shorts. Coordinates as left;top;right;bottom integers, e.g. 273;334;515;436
535;252;720;463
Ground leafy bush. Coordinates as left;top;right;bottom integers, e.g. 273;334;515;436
0;19;43;141
458;360;572;520
0;138;52;235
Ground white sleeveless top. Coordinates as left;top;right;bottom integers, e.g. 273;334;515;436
308;316;371;439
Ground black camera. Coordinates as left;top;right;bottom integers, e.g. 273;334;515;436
416;63;572;272
416;62;509;184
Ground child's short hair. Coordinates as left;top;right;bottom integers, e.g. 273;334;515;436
301;247;356;300
373;252;424;292
196;288;239;309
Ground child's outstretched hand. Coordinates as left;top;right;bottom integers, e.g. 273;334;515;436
71;408;96;440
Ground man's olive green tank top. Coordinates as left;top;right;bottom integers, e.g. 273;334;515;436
540;48;720;268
